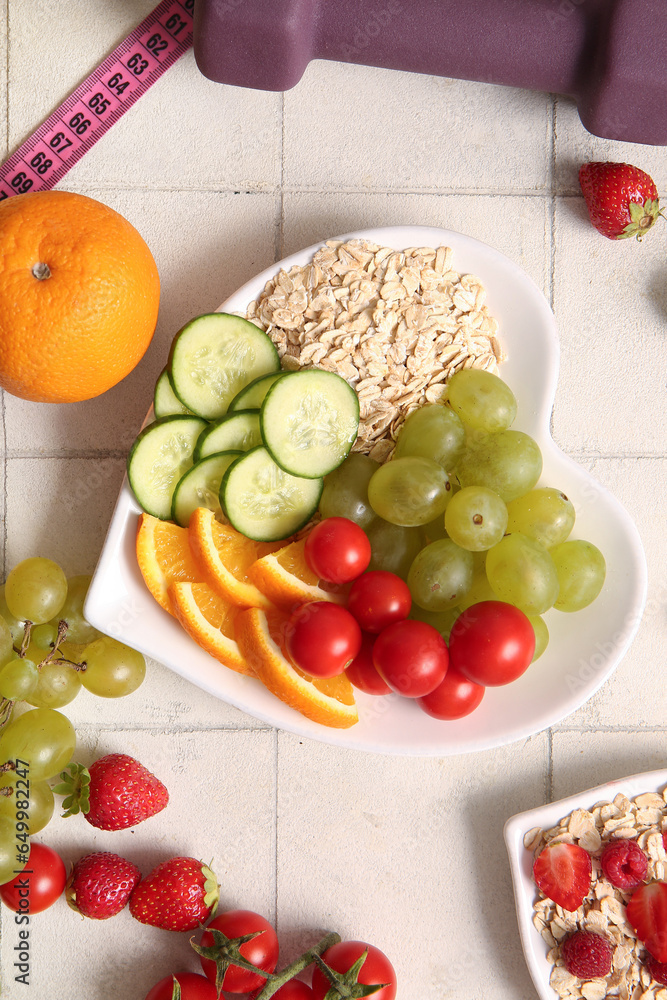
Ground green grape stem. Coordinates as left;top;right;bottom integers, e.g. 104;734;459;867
0;699;13;737
18;621;33;657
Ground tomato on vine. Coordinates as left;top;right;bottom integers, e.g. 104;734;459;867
311;941;397;1000
0;842;66;914
145;971;217;1000
197;909;279;994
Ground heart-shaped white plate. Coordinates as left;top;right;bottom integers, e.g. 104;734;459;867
85;226;647;756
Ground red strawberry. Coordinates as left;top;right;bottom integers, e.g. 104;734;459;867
561;930;613;978
645;953;667;987
600;838;648;889
55;754;169;831
627;882;667;962
129;857;219;932
66;851;141;919
533;842;592;911
579;161;664;240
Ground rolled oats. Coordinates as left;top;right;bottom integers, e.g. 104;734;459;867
244;239;504;456
529;788;667;1000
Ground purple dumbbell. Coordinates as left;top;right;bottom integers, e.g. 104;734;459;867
193;0;667;146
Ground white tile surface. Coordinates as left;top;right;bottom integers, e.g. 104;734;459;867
0;0;666;997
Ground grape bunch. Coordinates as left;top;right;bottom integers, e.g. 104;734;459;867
0;558;147;883
319;368;606;652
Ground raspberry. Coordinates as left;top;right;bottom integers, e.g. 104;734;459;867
561;931;613;978
600;838;648;889
646;953;667;987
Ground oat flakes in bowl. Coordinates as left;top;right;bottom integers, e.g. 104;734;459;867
244;237;504;462
505;770;667;1000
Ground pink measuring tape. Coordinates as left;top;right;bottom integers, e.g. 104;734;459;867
0;0;193;201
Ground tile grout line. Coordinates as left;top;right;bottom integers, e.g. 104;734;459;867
277;91;285;262
273;728;279;928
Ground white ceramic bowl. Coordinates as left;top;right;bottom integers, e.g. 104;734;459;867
84;225;647;756
504;769;667;1000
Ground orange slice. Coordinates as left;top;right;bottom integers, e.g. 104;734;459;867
136;512;200;615
169;581;249;675
235;606;358;729
247;537;344;609
188;507;282;609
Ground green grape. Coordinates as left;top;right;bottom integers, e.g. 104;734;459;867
367;519;424;580
407;538;474;611
0;813;28;884
528;615;549;662
551;539;606;612
0;587;26;644
0;776;54;835
447;369;517;433
368;456;453;527
0;658;39;700
55;575;100;644
457;568;497;611
81;636;146;698
0;708;76;781
0;616;14;668
485;532;559;615
318;453;380;530
455;429;542;503
506;487;575;549
5;558;68;625
444;486;508;551
31;623;59;650
393;404;465;471
26;661;82;709
409;603;461;640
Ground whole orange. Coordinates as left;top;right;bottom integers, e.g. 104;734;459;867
0;190;160;403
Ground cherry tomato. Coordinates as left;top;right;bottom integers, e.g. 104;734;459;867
285;602;362;678
250;981;314;999
448;600;535;686
417;663;485;719
311;941;397;1000
344;632;392;695
145;971;217;1000
199;909;279;994
373;619;448;698
304;518;371;584
0;842;66;913
346;571;411;633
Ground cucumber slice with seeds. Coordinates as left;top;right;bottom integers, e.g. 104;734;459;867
153;367;194;419
228;370;288;412
194;409;262;461
261;370;359;479
169;313;280;420
221;446;322;541
171;450;242;527
127;415;208;520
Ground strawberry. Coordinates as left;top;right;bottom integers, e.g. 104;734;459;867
627;882;667;962
533;841;592;911
66;851;141;919
129;857;219;932
55;753;169;831
578;161;664;240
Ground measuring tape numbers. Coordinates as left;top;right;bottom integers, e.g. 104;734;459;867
0;0;194;201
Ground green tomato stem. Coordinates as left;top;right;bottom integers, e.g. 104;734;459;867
253;932;341;1000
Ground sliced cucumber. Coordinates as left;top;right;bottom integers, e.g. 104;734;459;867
221;446;322;542
127;415;208;520
153;367;194;419
228;370;287;412
194;409;262;461
171;450;242;527
168;313;280;420
261;370;359;479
